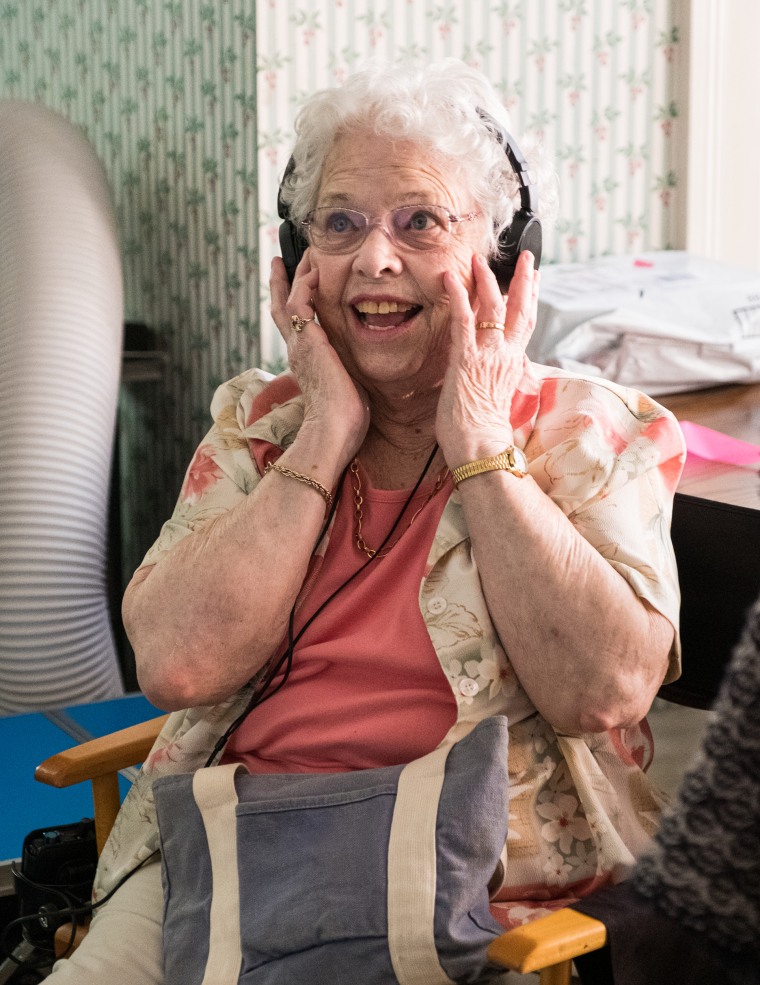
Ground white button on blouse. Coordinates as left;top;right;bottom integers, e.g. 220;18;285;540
426;596;448;615
458;678;480;697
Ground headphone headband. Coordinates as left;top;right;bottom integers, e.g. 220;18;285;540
476;108;540;218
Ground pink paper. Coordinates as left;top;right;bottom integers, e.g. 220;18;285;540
680;420;760;467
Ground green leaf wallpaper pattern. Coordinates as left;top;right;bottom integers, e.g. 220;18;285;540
0;0;682;600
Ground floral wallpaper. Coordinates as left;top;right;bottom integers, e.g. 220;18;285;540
256;0;682;370
0;0;682;626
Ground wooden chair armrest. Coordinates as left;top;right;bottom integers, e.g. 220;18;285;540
487;907;608;974
34;714;169;853
34;714;169;788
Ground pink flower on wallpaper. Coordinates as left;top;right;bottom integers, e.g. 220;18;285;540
181;444;224;504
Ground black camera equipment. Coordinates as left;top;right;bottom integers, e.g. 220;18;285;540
13;819;97;949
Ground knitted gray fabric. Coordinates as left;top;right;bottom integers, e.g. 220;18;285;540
632;595;760;957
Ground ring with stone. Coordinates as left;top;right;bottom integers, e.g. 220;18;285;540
475;321;504;331
291;314;314;333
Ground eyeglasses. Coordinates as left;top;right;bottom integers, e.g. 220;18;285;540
301;204;480;254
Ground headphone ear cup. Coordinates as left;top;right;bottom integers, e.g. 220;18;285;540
278;218;308;286
489;210;543;294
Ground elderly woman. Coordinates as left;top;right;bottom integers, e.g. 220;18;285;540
49;59;684;983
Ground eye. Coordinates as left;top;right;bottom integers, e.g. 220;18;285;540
326;210;361;234
404;208;440;231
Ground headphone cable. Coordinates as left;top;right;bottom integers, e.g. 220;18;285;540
204;442;440;765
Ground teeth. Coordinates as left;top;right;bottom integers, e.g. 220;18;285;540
355;300;414;315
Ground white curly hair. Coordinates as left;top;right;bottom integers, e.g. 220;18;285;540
278;58;555;260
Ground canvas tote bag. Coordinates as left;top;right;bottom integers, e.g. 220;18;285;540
154;715;510;985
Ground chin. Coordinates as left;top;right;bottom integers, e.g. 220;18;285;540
356;354;443;395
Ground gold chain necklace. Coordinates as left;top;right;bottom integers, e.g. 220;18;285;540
350;459;450;559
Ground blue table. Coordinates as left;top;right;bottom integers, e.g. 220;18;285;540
0;693;160;868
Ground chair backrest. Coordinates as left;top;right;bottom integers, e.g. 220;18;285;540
659;492;760;709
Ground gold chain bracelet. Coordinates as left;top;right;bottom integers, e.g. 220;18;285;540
264;461;333;508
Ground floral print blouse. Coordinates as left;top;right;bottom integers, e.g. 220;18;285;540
94;361;685;929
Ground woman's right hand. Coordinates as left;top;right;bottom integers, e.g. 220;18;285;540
270;253;370;471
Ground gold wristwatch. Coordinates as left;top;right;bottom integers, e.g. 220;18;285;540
451;445;528;487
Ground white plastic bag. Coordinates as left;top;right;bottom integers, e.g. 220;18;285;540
530;251;760;394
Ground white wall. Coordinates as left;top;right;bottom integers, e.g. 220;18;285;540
680;0;760;270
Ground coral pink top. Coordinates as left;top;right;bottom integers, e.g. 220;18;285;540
221;458;457;774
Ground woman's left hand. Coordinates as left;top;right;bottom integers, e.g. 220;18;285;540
435;249;539;466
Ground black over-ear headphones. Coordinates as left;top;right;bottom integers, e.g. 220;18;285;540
277;155;308;286
277;108;541;293
476;108;542;293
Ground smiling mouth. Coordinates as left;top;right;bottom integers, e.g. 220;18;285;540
353;300;422;329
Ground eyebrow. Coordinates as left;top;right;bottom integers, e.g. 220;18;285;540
317;193;353;206
316;192;444;208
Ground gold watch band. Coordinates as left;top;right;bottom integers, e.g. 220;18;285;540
451;446;528;487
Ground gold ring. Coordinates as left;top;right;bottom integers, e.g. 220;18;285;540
475;321;504;331
291;314;313;333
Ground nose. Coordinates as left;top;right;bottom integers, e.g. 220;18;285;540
351;222;403;278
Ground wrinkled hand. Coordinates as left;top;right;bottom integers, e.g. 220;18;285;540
270;253;370;466
435;250;539;467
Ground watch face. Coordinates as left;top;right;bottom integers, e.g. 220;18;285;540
512;446;528;472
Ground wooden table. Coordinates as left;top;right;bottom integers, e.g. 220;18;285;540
658;382;760;509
